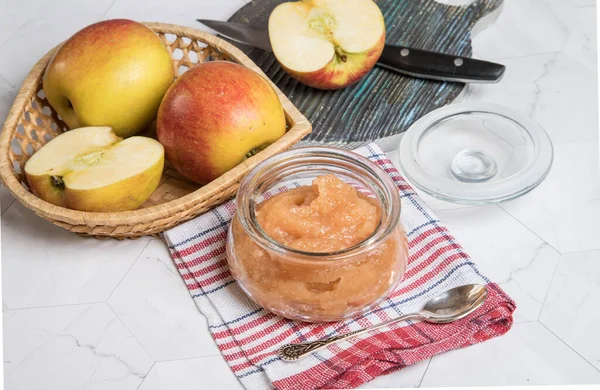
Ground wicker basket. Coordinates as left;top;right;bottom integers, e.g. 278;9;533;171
0;22;311;239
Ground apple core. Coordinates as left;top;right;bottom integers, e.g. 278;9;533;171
268;0;386;89
25;127;164;212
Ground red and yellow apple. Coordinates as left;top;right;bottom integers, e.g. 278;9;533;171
156;61;287;185
24;126;164;212
268;0;386;90
43;19;174;138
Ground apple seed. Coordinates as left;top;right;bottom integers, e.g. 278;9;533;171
50;175;65;190
245;144;269;159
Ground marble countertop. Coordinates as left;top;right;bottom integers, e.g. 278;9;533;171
1;0;599;389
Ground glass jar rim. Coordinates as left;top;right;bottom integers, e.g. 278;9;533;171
235;146;402;260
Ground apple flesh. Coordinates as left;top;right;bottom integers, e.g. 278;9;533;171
25;127;164;212
156;61;287;185
268;0;386;90
43;19;174;138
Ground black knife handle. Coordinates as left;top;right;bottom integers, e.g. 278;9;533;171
377;44;505;83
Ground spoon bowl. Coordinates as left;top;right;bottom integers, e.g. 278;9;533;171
279;283;489;361
421;284;488;323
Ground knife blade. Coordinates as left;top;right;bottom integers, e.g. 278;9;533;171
197;19;505;84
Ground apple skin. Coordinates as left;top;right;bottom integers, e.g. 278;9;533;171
27;175;63;207
24;127;164;212
61;156;163;212
268;0;386;90
276;32;385;90
42;19;174;138
27;155;163;212
156;61;287;185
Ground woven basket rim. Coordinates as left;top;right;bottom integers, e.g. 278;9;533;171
0;22;311;228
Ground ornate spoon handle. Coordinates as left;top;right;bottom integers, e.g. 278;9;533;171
279;313;422;361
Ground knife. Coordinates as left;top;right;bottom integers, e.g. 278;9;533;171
197;19;505;84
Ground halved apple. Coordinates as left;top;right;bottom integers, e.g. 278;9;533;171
268;0;386;90
24;126;164;212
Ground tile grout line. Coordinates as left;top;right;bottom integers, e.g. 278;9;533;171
105;238;154;303
136;361;155;390
429;205;472;213
153;353;225;364
536;252;562;322
101;0;119;18
105;303;156;364
0;72;15;88
514;319;544;325
5;300;106;311
474;49;564;63
543;0;573;50
104;238;160;363
543;134;600;148
417;358;432;388
545;246;600;256
496;205;562;254
1;199;17;216
132;355;228;389
538;321;600;374
0;20;29;51
1;62;24;215
500;204;600;256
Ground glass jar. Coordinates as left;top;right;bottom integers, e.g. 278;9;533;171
225;147;408;323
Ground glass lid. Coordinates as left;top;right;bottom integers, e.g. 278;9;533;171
398;102;554;204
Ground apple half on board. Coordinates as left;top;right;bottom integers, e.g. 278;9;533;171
24;127;164;212
268;0;386;90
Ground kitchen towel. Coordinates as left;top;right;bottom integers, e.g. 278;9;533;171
164;143;516;390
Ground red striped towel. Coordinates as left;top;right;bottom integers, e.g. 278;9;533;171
164;143;516;390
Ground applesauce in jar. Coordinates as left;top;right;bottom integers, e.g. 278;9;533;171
226;147;408;322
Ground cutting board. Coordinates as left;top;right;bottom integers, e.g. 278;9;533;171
227;0;503;150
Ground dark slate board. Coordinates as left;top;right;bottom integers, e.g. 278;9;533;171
227;0;503;149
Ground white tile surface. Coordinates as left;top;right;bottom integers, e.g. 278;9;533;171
358;359;431;389
549;0;598;52
1;202;151;308
0;65;18;215
3;303;153;390
567;0;597;6
0;15;106;88
463;51;598;144
471;0;570;60
0;13;26;49
0;73;15;124
0;0;114;45
421;322;600;387
1;0;599;388
104;0;247;31
0;186;16;216
540;250;600;370
108;239;220;361
436;206;560;323
138;356;244;390
500;139;600;254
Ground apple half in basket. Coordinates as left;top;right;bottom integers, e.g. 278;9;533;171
24;126;164;212
268;0;386;90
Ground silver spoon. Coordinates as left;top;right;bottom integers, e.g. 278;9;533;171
279;284;488;361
